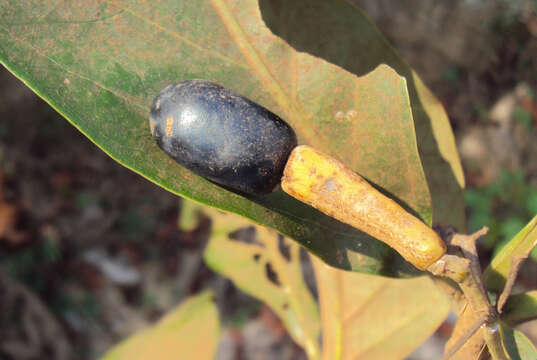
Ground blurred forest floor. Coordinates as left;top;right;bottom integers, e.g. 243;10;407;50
1;1;537;359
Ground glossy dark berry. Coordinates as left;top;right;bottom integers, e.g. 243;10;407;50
149;80;297;195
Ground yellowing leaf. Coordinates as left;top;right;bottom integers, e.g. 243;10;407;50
203;204;321;359
412;72;466;231
100;291;219;360
312;257;450;360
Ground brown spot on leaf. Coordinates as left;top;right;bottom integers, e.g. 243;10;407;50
265;262;281;286
277;236;291;262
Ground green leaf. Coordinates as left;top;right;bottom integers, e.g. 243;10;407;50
202;203;321;360
312;257;450;360
100;290;220;360
260;1;465;230
502;291;537;326
0;0;463;275
483;215;537;293
500;218;528;246
499;323;537;360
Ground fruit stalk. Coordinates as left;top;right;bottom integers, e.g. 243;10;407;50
281;145;446;270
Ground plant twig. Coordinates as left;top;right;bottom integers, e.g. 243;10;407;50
429;227;510;360
497;256;525;314
483;322;507;360
427;254;470;283
450;228;497;322
451;228;489;300
442;315;485;360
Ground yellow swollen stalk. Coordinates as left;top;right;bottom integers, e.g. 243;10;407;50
281;145;445;270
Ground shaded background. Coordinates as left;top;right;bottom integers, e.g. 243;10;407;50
1;0;536;359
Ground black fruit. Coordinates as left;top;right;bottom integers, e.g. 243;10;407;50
149;80;297;195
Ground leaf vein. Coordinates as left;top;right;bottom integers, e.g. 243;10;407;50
0;23;146;112
348;305;440;359
112;1;247;70
342;278;390;325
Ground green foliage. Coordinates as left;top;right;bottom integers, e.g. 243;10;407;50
500;322;537;360
0;0;464;276
503;291;537;325
441;65;461;86
0;122;9;139
226;301;262;328
465;169;537;258
3;236;62;293
74;190;97;211
513;106;533;130
484;214;537;294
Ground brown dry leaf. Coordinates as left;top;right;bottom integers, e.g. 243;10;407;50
0;173;26;245
0;200;17;239
203;204;321;359
312;257;450;360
